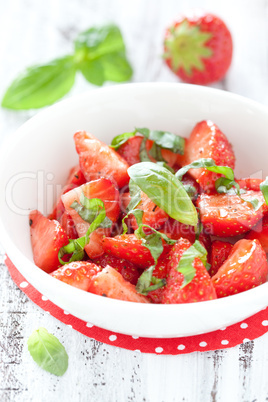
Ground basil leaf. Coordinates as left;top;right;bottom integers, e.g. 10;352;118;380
127;179;142;212
27;328;68;376
260;177;268;205
156;161;175;174
136;266;167;296
176;158;234;181
71;194;112;229
110;131;136;149
177;240;208;288
58;196;109;264
215;177;240;195
74;25;132;84
139;137;151;162
182;183;198;200
128;162;198;226
136;128;185;154
2;56;76;110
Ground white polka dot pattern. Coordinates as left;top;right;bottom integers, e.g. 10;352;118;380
109;335;117;342
155;347;163;353
19;281;28;288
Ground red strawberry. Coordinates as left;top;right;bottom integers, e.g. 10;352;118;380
117;135;179;168
93;254;142;285
60;211;78;239
163;11;233;85
102;234;155;269
209;240;233;277
160;218;211;251
51;261;101;291
180;120;235;194
48;183;77;221
67;164;86;187
146;250;172;303
88;266;150;303
236;178;263;192
246;215;268;253
161;238;217;304
212;239;268;298
197;191;268;237
117;135;143;166
29;210;69;273
74;130;130;188
61;178;120;259
121;191;168;230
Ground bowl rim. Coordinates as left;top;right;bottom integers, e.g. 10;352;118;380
1;82;268;338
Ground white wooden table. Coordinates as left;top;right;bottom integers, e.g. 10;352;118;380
1;0;268;401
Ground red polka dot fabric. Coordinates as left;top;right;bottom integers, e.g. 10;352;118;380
5;256;268;355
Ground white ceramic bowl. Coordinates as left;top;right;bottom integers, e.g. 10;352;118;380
1;82;268;338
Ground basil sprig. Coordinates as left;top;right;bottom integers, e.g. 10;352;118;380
176;240;209;288
110;127;185;160
2;25;132;110
58;194;110;264
27;328;68;376
128;162;198;226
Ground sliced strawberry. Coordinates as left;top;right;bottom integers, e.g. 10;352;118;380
51;261;101;291
117;135;143;166
245;215;268;253
67;164;86;187
93;254;142;285
121;191;168;230
146;250;172;303
117;135;179;168
61;178;120;259
160;218;211;251
48;183;77;221
197;191;268;237
181;120;235;194
60;211;78;239
236;178;263;192
209;240;233;277
102;234;154;269
74;130;130;188
29;210;69;273
161;238;217;304
88;266;150;303
212;239;268;298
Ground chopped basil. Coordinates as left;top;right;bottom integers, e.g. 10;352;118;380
58;195;110;264
27;328;68;376
136;266;167;296
177;240;208;288
175;158;234;181
260;177;268;205
110;131;137;150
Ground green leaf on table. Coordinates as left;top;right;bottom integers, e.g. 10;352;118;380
74;25;133;85
27;328;68;376
177;240;208;288
128;162;198;226
2;56;76;110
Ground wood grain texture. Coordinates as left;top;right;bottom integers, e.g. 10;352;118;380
1;0;268;401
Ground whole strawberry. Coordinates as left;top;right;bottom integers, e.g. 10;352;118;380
163;11;233;85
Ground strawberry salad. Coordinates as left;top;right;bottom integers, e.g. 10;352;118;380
29;121;268;304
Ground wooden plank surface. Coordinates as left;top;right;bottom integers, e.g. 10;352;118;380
1;0;268;401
